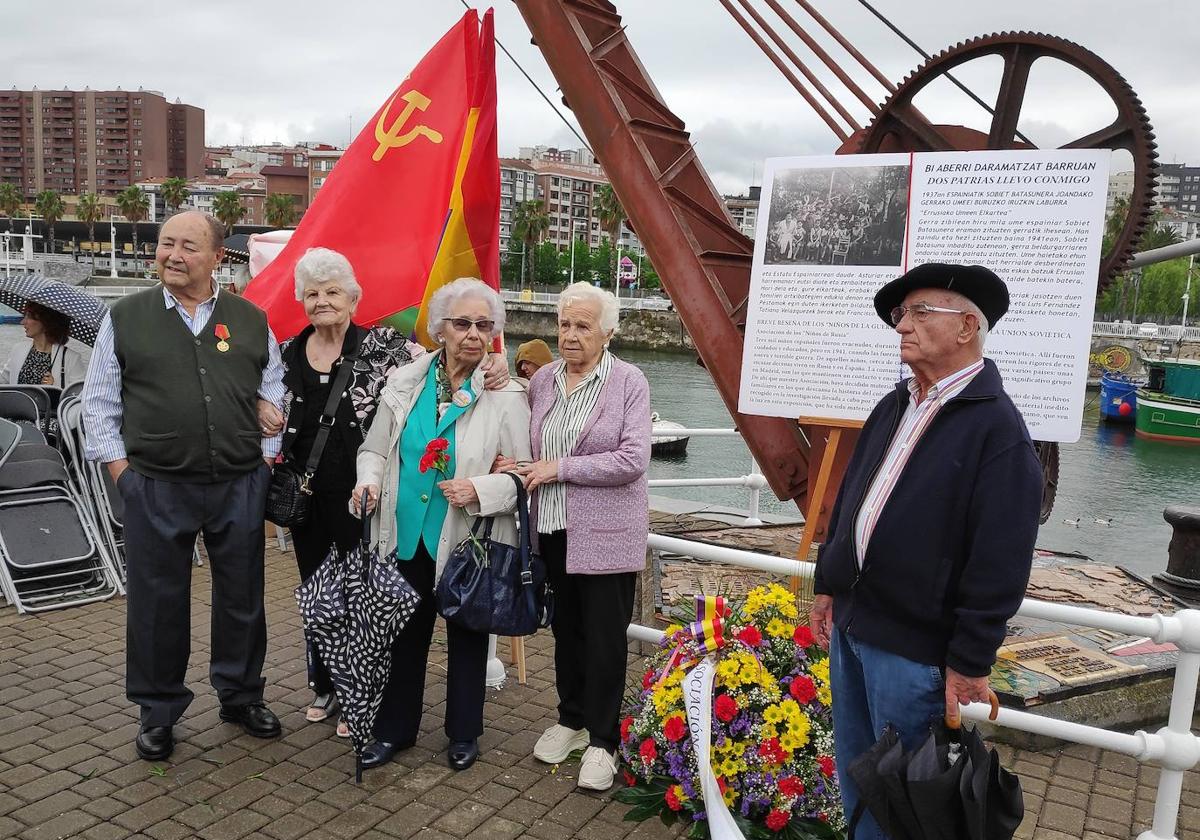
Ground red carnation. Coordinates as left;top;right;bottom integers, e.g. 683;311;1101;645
794;625;815;647
714;693;739;723
428;437;449;452
717;776;728;795
665;786;683;811
642;669;656;690
623;769;637;787
817;755;836;777
778;776;805;798
639;738;657;763
789;676;817;704
736;625;762;647
418;454;434;473
621;716;634;742
663;716;687;742
766;809;791;832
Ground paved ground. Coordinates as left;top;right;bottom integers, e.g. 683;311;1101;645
2;540;1199;840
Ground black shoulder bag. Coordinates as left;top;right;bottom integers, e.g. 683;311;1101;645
265;353;357;528
436;471;553;636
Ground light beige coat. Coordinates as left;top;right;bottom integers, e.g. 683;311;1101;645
356;350;532;582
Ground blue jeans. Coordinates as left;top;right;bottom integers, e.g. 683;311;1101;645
830;627;945;840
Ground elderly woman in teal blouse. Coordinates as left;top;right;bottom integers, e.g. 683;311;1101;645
352;278;531;773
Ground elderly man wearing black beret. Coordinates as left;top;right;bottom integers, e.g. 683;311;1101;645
808;262;1043;839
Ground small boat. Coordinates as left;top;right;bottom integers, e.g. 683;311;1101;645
1135;358;1200;444
1099;371;1139;423
651;411;690;456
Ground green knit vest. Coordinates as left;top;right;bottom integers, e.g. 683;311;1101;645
110;286;268;483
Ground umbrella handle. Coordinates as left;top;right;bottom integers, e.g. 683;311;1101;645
361;510;372;547
945;688;1000;730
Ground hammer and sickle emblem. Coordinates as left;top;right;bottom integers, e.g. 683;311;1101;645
373;90;443;161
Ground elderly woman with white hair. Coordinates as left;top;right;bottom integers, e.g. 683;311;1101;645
265;250;508;733
351;277;531;773
518;281;650;792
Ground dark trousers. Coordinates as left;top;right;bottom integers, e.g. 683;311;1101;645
540;530;636;752
290;490;362;695
374;542;489;745
121;464;270;727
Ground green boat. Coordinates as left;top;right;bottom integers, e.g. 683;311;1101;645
1136;358;1200;444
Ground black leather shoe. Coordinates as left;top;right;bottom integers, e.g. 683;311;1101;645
360;740;404;769
218;702;281;738
135;725;173;761
448;738;479;771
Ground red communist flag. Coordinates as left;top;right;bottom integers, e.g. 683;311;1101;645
244;9;499;343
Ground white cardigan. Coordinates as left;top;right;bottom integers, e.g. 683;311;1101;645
2;339;88;388
356;350;533;582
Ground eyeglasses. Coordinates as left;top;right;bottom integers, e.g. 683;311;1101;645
442;317;495;334
889;303;966;326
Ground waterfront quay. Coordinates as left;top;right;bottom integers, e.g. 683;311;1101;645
2;537;1200;840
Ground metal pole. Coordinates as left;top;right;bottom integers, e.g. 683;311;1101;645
743;456;764;527
1133;268;1142;320
109;220;118;279
519;243;526;294
569;220;577;284
1137;647;1200;840
1183;256;1193;330
615;226;622;298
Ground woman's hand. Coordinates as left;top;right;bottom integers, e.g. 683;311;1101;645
438;479;479;508
480;353;510;391
40;373;54;386
516;459;559;491
351;484;379;516
258;399;284;436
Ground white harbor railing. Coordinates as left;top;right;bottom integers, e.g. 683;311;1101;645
629;536;1200;840
500;289;673;311
648;427;767;526
1093;321;1200;341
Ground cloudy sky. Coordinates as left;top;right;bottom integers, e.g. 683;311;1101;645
5;1;1196;194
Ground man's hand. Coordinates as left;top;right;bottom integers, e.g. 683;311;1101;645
352;484;379;517
491;454;517;473
258;399;284;436
516;459;558;491
480;353;510;391
944;667;992;727
263;456;275;468
809;594;833;650
438;479;479;508
106;458;129;485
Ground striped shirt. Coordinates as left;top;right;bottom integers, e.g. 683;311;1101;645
853;358;985;567
82;284;285;463
537;351;613;534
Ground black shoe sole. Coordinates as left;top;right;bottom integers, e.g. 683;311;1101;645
218;709;281;739
134;740;173;761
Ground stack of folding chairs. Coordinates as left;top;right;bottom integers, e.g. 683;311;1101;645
0;397;123;612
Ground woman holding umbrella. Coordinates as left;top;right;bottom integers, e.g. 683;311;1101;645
2;301;87;387
351;277;531;773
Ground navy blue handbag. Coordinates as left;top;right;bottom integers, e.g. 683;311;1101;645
435;471;553;636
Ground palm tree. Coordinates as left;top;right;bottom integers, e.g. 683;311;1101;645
116;186;150;269
593;184;627;288
33;190;64;255
0;182;22;234
212;191;247;233
160;177;189;217
76;192;102;274
510;199;549;289
265;193;298;228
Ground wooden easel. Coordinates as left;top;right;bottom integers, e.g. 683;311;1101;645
791;417;865;600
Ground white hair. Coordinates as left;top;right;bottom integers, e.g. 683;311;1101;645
427;278;506;341
942;289;989;348
293;247;362;302
558;281;619;334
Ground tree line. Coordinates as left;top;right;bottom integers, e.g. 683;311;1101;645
1095;196;1193;323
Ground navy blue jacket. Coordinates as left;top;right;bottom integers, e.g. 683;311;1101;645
813;358;1043;677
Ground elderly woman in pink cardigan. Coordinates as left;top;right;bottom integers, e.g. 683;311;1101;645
516;281;651;792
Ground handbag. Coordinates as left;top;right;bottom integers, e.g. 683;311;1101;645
265;350;358;528
435;471;553;636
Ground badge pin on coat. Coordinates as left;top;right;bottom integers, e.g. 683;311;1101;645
215;323;231;352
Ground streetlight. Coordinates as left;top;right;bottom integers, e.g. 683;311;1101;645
109;214;125;279
568;217;587;285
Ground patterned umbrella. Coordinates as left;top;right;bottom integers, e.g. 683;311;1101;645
295;516;421;782
0;273;108;345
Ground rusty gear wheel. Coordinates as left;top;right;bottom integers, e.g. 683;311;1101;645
856;31;1158;290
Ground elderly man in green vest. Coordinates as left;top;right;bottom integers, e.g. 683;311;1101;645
82;210;286;762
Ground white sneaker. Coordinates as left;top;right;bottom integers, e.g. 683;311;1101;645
577;746;617;791
533;724;590;764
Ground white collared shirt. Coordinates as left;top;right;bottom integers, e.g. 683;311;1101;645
853;358;986;567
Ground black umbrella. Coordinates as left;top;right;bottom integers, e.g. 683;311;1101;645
0;273;107;345
846;691;1022;840
295;515;421;782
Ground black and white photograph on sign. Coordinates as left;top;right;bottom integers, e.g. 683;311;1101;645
763;164;910;267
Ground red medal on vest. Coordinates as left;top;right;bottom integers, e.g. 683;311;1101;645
215;323;230;352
